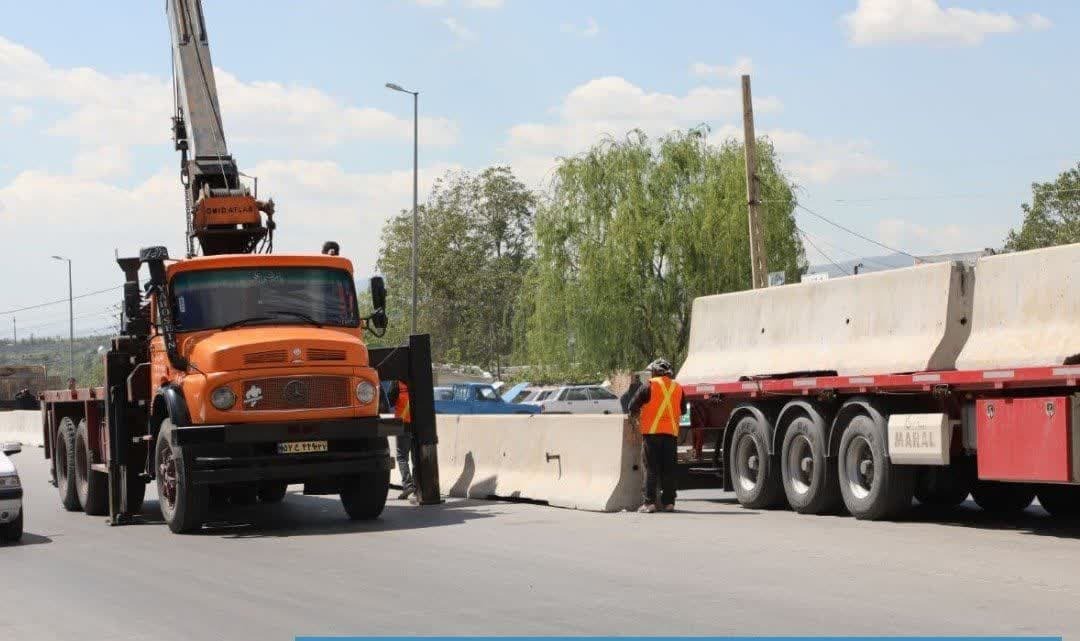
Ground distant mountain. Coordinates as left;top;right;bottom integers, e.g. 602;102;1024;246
806;250;994;280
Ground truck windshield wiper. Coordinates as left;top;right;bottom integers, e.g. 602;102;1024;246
221;316;273;330
267;310;323;328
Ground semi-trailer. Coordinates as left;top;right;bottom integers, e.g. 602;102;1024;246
679;242;1080;520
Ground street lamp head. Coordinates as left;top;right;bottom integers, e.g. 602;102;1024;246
51;255;67;262
385;82;405;92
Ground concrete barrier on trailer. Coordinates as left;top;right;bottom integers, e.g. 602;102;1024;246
393;414;643;512
678;261;973;384
957;243;1080;370
0;410;43;447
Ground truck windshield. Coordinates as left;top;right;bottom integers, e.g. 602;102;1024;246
171;267;359;332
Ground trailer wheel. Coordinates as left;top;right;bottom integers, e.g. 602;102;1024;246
75;419;109;516
258;482;289;504
1037;485;1080;518
837;414;914;520
55;417;81;512
781;415;842;514
155;419;207;534
729;415;785;509
971;481;1035;514
0;510;22;543
914;456;974;508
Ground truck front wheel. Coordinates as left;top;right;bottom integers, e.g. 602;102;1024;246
340;470;390;520
155;419;207;534
728;415;784;509
837;414;914;520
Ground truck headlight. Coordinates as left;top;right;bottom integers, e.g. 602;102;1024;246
0;474;20;489
355;381;376;404
211;386;237;410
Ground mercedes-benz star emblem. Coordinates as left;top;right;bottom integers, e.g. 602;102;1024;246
283;379;308;404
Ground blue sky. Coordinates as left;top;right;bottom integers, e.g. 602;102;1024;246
0;0;1076;338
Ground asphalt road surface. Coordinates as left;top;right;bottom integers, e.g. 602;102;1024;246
5;451;1080;640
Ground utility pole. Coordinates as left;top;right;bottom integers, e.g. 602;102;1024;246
11;317;15;344
52;255;74;380
741;74;768;289
385;82;421;335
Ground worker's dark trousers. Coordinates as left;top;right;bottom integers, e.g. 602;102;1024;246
642;433;677;506
396;431;415;492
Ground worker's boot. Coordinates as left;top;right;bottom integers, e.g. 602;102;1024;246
637;503;657;513
397;486;415;501
663;504;675;512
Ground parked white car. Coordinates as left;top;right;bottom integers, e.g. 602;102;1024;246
533;385;622;414
0;442;24;543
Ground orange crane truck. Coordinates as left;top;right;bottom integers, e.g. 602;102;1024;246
38;0;440;533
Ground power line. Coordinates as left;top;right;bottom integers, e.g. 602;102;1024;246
798;228;849;276
796;225;900;270
795;202;919;260
0;286;122;317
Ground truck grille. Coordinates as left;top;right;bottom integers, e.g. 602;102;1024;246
241;376;350;411
308;348;346;361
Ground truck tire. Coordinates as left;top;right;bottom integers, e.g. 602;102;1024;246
0;511;22;543
729;415;785;509
55;417;81;512
915;457;974;508
1037;485;1080;517
971;481;1035;514
75;419;109;516
258;482;289;503
837;414;914;520
780;415;842;514
340;447;391;522
155;419;208;534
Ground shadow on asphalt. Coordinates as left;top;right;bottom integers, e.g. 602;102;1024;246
141;492;495;538
1;532;53;546
906;500;1080;539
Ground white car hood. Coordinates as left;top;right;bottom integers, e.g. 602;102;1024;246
0;453;16;475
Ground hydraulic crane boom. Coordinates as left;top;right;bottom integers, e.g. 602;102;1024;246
167;0;274;257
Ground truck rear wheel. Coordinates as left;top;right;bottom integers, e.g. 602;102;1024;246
837;414;914;520
780;415;841;514
55;417;81;512
155;419;207;534
1037;485;1080;517
729;415;785;509
971;481;1035;514
75;419;109;516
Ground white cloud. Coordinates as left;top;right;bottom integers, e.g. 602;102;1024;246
442;17;476;41
464;0;504;8
874;217;1007;254
690;57;753;78
765;129;889;184
72;145;134;180
561;17;600;38
411;0;447;6
506;76;781;154
7;105;32;126
0;36;459;150
844;0;1052;46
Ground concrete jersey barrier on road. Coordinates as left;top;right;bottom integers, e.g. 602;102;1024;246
0;409;43;447
678;260;974;384
393;414;643;512
956;242;1080;370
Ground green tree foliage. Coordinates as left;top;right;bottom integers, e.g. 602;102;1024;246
523;128;805;374
375;167;536;374
1005;163;1080;251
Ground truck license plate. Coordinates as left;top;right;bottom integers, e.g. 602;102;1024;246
277;440;328;454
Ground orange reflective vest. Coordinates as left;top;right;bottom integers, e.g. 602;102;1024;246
639;376;682;437
395;381;411;424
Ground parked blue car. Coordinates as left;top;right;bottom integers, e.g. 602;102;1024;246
434;383;542;415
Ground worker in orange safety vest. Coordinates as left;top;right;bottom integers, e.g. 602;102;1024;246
628;358;687;513
387;380;417;502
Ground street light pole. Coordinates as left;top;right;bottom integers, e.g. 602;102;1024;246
386;82;420;335
51;255;74;381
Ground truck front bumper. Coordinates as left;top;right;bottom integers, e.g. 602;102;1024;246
170;417;404;486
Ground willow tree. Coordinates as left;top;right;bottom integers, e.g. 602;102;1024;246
1005;163;1080;251
523;128;805;374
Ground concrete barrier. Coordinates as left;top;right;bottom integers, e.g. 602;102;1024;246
393;414;643;512
956;243;1080;370
678;261;973;384
0;410;43;447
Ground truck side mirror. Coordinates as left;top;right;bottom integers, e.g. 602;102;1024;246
369;276;387;330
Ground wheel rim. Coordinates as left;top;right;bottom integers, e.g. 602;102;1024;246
786;434;814;496
844;434;875;500
735;433;762;492
157;441;178;512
